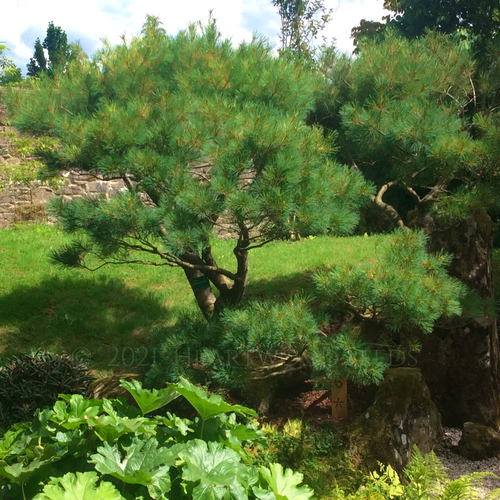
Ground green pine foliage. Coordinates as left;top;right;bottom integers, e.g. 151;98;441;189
5;15;372;318
148;231;464;390
313;30;499;229
313;230;465;334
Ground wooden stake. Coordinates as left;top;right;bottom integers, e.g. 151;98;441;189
331;376;347;418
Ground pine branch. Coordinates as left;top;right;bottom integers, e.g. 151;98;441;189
251;354;308;380
244;238;276;251
371;181;407;229
404;184;422;204
80;258;176;271
420;183;447;203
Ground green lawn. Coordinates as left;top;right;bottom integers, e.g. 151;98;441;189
0;224;386;372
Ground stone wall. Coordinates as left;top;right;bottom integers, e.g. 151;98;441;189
0;105;128;228
0;168;127;228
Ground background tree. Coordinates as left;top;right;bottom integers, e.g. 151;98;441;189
0;42;22;85
383;0;500;43
27;21;69;78
350;19;386;55
272;0;333;60
5;16;372;320
310;31;500;427
27;38;47;77
352;0;500;49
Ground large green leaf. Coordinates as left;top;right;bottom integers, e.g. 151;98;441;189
255;463;314;500
0;427;29;460
155;413;194;437
51;395;102;430
120;379;180;415
0;443;67;485
180;440;258;500
174;378;257;420
33;471;125;500
91;437;185;499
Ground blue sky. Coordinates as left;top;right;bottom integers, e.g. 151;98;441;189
1;0;389;72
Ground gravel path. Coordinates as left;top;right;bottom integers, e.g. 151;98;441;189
436;428;500;499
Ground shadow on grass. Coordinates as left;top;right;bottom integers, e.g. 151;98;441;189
244;268;322;303
0;276;171;371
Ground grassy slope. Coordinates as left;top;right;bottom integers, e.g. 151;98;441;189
0;224;387;371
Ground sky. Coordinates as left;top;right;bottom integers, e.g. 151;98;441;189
1;0;390;73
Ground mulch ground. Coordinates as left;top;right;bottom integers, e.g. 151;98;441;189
260;380;373;429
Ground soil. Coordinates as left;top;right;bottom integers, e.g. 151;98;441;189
259;379;373;428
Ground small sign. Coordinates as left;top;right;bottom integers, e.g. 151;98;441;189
331;377;347;418
192;276;211;291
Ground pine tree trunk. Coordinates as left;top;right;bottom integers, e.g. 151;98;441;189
183;267;217;320
415;209;500;427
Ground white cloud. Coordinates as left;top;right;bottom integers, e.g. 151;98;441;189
1;0;389;71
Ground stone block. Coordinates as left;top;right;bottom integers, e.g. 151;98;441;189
348;368;442;475
458;422;500;460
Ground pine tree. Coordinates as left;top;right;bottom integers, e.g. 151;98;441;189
5;16;372;319
311;30;500;426
149;230;465;392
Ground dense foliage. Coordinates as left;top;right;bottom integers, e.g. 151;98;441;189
0;377;315;500
351;0;500;63
0;42;22;85
334;446;500;499
148;230;464;392
0;351;94;428
27;22;70;78
5;16;371;319
383;0;500;44
312;30;498;229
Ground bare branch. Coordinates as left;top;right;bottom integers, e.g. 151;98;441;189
421;183;446;203
404;184;421;204
344;300;374;320
81;258;177;272
371;181;407;230
468;73;477;110
244;238;276;251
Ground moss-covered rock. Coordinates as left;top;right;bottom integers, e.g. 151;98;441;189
416;209;500;428
348;367;442;474
458;422;500;460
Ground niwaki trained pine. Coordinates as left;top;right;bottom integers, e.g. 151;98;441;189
148;230;465;390
5;16;372;318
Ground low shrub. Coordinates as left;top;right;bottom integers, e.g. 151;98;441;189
0;377;315;500
0;350;94;427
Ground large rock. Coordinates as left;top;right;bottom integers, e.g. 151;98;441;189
349;368;442;474
416;209;500;428
458;422;500;460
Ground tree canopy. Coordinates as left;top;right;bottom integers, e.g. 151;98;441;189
6;16;372;319
27;21;70;78
311;30;497;230
383;0;500;42
272;0;333;60
0;42;22;85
